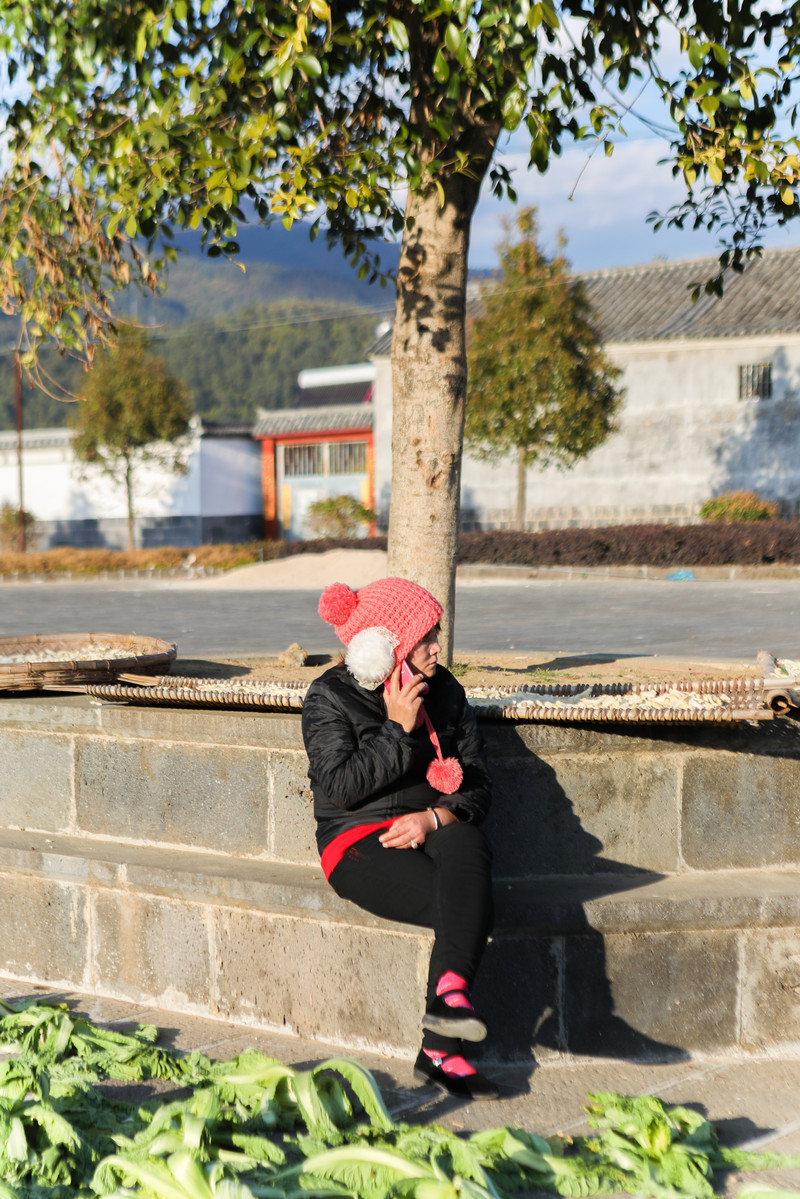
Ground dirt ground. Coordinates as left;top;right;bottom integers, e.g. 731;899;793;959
171;648;762;690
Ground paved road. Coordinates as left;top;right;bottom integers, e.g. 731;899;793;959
1;575;798;661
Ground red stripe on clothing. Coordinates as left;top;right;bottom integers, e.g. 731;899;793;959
320;820;394;880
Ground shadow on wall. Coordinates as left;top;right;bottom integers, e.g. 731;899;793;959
472;731;688;1067
47;519;110;550
713;348;800;506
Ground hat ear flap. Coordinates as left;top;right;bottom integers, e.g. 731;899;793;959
345;626;398;689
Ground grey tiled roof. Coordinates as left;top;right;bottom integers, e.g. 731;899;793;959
368;328;392;357
0;428;73;450
580;246;800;341
253;403;373;437
367;246;800;351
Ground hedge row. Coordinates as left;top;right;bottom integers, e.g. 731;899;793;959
456;523;800;567
2;524;800;576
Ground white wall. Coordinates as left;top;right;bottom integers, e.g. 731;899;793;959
199;437;263;516
373;333;800;529
0;427;262;544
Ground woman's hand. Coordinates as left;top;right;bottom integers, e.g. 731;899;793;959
378;806;457;850
379;809;435;850
384;663;428;733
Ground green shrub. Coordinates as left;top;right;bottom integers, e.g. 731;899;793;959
307;494;376;539
699;490;779;523
0;503;38;552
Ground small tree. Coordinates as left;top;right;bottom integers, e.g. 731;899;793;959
70;331;192;551
466;210;623;531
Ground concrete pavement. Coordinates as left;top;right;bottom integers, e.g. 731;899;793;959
1;572;800;660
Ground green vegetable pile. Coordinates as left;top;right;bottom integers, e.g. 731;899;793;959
0;996;796;1199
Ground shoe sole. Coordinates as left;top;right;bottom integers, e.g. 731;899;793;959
421;1012;488;1042
413;1065;499;1101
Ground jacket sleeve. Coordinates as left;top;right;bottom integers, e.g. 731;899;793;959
301;678;418;810
438;688;493;825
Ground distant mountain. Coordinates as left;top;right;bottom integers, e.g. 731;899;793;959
0;221;400;430
117;221;400;326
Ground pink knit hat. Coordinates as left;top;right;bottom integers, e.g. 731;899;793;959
319;577;443;666
318;577;462;794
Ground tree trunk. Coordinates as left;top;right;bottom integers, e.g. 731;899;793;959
125;457;135;552
516;446;526;531
387;170;486;662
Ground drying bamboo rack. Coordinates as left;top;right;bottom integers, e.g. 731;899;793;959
82;656;800;723
0;633;177;691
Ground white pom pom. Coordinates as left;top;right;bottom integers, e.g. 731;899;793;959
345;626;398;689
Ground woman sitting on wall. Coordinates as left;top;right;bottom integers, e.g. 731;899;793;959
301;576;497;1100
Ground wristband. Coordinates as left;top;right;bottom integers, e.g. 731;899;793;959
428;807;441;830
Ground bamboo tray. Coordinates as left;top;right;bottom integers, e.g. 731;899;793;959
0;633;177;692
83;671;792;722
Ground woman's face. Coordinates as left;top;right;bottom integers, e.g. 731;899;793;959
406;625;441;678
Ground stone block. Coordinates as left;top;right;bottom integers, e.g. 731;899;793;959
213;908;428;1052
0;695;101;733
682;754;800;869
98;705;306;751
741;927;800;1049
75;736;270;854
270;753;317;865
485;752;680;879
91;890;211;1009
0;730;74;832
568;928;739;1055
0;871;87;983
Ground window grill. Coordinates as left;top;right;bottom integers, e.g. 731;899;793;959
282;440;367;477
739;362;772;400
283;444;324;477
329;441;367;474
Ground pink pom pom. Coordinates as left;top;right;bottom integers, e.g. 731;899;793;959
426;756;463;795
319;582;357;627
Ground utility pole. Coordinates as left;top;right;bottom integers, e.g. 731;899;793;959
14;348;25;553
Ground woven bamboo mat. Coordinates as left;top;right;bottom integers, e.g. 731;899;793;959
82;670;799;723
0;634;176;691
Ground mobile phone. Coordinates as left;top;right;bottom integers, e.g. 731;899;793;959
400;661;419;686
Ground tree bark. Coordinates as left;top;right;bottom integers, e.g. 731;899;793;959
125;457;135;552
387;169;486;662
516;446;526;531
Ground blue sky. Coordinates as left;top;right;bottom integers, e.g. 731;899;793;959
470;131;800;275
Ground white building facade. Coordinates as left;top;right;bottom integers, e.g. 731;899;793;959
372;246;800;530
0;419;263;549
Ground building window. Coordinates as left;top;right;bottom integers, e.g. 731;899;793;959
739;362;772;400
329;441;367;474
283;440;367;477
284;444;324;477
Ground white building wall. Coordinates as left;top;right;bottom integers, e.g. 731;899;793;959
374;333;800;530
199;437;263;516
0;426;263;547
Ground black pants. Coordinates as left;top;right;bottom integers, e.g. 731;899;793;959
328;821;493;1050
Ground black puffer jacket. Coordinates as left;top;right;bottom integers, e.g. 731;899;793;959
302;663;492;854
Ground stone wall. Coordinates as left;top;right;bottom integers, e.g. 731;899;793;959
2;694;800;1060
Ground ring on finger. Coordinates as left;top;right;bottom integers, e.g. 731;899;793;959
410;840;419;849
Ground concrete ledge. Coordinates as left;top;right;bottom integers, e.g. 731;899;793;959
2;828;800;1060
4;696;800;877
7;829;800;935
